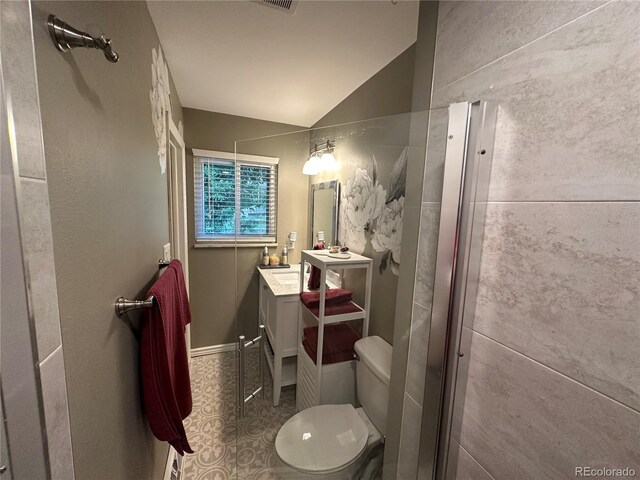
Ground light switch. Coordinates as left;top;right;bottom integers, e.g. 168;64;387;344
163;243;171;261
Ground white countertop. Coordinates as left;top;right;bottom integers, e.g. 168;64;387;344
301;249;372;267
257;262;341;297
257;263;302;297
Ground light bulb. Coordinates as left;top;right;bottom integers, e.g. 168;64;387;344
302;154;321;175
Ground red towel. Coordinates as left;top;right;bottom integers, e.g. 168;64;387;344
300;288;353;309
303;324;361;365
140;259;193;455
307;241;325;290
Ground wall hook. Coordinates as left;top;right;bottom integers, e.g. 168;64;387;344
47;15;119;63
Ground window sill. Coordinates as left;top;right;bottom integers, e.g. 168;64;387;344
193;243;278;249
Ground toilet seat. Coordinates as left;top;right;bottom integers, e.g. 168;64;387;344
275;404;369;474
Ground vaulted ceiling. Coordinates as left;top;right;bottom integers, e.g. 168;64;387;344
147;0;418;127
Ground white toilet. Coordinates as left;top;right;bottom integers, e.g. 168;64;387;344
274;336;392;479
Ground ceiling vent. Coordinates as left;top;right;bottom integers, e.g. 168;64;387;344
254;0;299;14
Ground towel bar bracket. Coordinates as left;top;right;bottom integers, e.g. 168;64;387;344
115;296;154;317
114;260;172;317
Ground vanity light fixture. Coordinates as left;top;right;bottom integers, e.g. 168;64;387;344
302;153;322;175
303;140;337;175
320;150;338;171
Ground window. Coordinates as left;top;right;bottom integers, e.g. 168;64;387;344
193;150;278;245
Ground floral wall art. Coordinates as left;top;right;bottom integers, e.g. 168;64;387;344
150;46;171;174
339;147;407;275
312;112;413;343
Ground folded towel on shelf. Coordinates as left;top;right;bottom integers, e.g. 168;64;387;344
307;241;325;290
299;288;353;309
306;302;363;317
140;259;194;455
303;323;361;365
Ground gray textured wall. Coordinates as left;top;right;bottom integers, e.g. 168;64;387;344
312;44;416;129
399;2;640;479
309;33;421;346
31;1;183;478
183;108;308;348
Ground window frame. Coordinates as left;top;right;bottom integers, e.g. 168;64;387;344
193;149;279;247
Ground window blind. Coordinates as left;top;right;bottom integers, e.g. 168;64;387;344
194;154;277;244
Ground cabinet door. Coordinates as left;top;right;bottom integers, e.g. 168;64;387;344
259;278;268;326
267;290;278;347
281;298;299;356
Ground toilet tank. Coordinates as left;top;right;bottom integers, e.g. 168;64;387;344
354;336;393;435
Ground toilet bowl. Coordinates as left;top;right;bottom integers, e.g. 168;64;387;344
274;336;392;479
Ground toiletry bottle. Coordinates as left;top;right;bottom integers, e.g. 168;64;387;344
282;246;288;265
262;246;270;266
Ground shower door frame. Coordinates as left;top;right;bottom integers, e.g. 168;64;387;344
166;116;190;358
416;101;498;480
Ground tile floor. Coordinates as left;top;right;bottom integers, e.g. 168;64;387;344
183;348;297;480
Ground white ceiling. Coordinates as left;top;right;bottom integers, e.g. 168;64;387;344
147;0;418;127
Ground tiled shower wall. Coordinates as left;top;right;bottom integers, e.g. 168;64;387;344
1;1;74;479
399;1;640;479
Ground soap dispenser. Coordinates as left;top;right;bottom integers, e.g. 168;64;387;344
282;245;288;266
262;245;270;266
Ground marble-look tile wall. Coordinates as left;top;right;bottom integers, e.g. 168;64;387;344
426;1;640;479
396;109;446;480
1;1;74;479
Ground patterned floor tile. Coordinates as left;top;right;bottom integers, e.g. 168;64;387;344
183;349;297;480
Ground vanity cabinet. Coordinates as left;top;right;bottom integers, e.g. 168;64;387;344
258;266;301;406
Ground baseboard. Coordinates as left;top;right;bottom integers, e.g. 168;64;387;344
190;341;261;357
190;342;236;357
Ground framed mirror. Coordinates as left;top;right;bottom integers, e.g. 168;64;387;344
310;180;339;246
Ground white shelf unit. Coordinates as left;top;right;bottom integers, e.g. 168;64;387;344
296;250;372;412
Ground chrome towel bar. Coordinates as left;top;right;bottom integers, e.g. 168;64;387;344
114;260;172;317
237;325;266;419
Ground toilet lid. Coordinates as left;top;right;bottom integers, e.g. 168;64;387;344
275;404;369;474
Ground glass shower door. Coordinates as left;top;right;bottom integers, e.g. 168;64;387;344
190;105;495;479
231;113;424;479
233;130;309;479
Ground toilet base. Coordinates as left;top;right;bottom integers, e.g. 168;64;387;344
275;442;384;480
274;435;383;480
274;454;360;479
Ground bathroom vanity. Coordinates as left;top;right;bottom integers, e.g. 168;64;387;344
258;264;301;406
